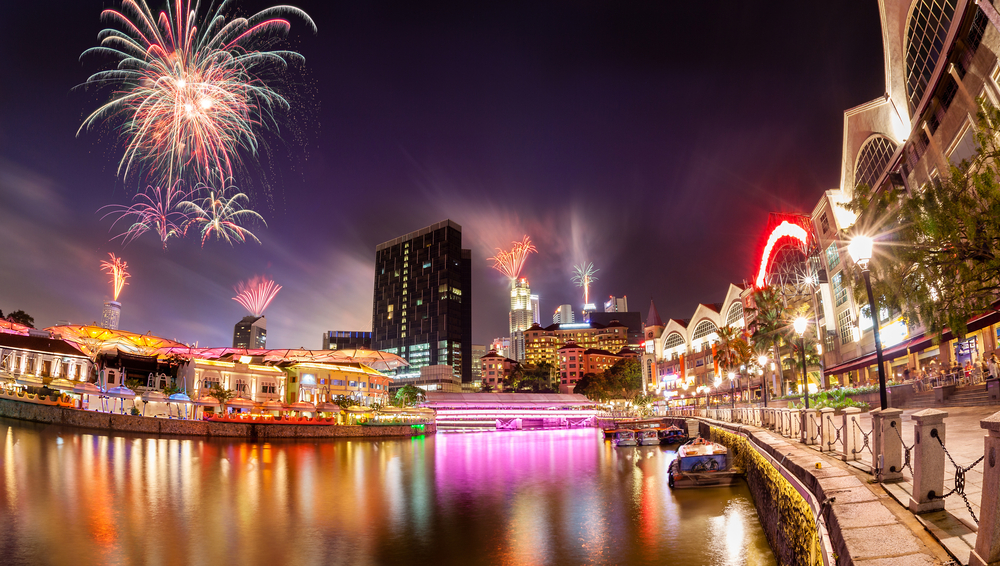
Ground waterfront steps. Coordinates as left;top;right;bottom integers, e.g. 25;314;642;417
906;384;995;409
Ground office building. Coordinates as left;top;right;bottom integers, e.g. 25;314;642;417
101;301;121;330
489;337;511;358
604;296;628;313
322;331;372;351
509;277;534;361
233;316;267;349
471;344;487;382
372;219;473;382
553;304;575;325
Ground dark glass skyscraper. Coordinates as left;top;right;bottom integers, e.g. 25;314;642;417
372;220;472;382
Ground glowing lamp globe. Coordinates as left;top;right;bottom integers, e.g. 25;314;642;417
793;317;808;336
848;236;873;266
757;355;768;366
728;371;735;380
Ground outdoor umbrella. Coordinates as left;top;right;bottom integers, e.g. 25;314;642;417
141;391;167;416
105;385;136;414
167;392;192;419
72;382;102;409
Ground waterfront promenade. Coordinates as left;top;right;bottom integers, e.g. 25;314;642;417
686;403;1000;566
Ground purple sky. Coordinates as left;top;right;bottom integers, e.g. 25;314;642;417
0;1;884;348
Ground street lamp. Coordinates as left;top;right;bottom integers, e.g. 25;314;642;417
848;235;888;410
794;317;809;410
728;371;736;408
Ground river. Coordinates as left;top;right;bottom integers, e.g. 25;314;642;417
0;418;774;565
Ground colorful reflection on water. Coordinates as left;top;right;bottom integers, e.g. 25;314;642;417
0;419;774;565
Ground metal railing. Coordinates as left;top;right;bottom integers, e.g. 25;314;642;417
929;428;985;524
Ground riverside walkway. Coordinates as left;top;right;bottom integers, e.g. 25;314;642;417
675;404;1000;566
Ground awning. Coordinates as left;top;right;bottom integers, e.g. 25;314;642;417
824;338;913;376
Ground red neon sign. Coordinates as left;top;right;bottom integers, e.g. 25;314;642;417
754;221;809;288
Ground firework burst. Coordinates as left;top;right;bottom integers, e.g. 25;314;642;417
101;183;193;248
233;275;281;316
100;253;130;301
182;184;264;246
78;0;316;186
489;236;537;281
572;262;599;306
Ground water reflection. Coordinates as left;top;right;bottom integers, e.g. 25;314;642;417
0;418;774;565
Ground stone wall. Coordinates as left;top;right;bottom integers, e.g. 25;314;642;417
0;398;435;439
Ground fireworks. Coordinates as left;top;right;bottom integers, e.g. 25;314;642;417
572;262;599;306
233;276;282;317
182;185;264;246
100;253;130;301
78;0;316;187
489;236;537;281
101;184;193;248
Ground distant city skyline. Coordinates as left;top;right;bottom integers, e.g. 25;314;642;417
0;1;884;349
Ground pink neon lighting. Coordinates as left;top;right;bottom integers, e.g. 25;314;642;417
754;221;809;288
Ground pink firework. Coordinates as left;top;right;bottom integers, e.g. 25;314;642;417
101;183;193;248
233;275;281;316
78;0;316;186
489;236;537;281
100;253;130;301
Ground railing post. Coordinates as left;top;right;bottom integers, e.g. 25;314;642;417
819;408;835;452
880;408;904;482
802;408;818;445
777;408;786;436
970;412;1000;566
908;409;948;513
870;408;883;473
843;407;861;461
790;408;801;440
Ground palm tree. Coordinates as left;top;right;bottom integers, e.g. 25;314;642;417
713;325;753;403
749;285;789;397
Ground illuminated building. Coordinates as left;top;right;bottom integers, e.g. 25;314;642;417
509;277;534;361
101;300;121;330
530;294;540;324
557;344;640;394
810;0;1000;387
489;337;510;358
0;333;93;387
588;312;643;345
372;219;473;382
523;321;630;369
480;350;518;390
643;284;749;401
470;344;487;382
604;296;628;313
322;331;372;350
553;304;575;324
233;315;266;349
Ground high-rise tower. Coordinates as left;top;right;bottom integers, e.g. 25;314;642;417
101;301;121;330
233;316;267;348
509;277;534;361
372;220;473;382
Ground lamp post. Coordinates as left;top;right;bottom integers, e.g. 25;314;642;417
794;317;809;410
848;236;888;410
757;354;769;407
728;371;736;408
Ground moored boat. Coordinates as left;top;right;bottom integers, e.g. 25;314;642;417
668;437;741;488
611;429;637;447
658;425;688;445
636;429;659;446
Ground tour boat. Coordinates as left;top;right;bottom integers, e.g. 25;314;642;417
658;425;688;445
668;437;741;488
636;429;660;446
611;429;637;447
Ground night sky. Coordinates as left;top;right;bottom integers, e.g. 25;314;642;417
0;1;884;349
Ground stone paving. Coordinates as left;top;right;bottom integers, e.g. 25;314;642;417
794;406;998;565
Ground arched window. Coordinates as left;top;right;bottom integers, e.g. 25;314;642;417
725;302;744;328
664;332;685;350
691;320;719;342
905;0;956;114
854;135;897;190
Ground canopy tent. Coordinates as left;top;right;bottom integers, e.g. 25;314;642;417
46;325;187;359
0;320;31;336
155;346;408;371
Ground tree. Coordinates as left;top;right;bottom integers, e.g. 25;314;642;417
574;372;603;400
748;286;789;396
207;384;237;413
602;359;644;402
393;384;426;407
848;104;1000;341
479;382;494;393
6;310;34;328
332;394;355;408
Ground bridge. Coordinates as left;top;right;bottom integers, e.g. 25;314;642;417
422;392;602;430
